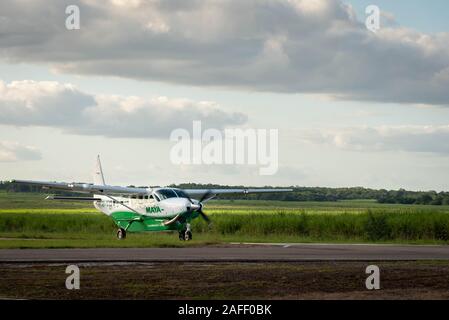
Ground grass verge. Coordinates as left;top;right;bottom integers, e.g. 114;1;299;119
0;209;448;248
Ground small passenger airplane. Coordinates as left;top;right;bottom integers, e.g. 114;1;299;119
11;156;292;240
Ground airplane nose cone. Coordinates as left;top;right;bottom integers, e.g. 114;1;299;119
189;203;201;211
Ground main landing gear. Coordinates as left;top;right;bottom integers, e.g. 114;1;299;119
117;228;127;240
179;230;193;241
179;224;192;241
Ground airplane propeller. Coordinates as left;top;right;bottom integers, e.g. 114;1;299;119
186;190;214;225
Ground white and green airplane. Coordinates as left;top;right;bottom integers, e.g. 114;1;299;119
11;156;292;241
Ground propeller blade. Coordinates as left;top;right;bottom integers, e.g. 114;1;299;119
198;209;211;224
183;192;194;204
199;190;214;203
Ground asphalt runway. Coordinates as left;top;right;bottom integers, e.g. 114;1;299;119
1;243;449;263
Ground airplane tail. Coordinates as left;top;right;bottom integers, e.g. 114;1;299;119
93;155;106;186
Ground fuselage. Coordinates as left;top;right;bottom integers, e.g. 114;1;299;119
93;188;201;232
94;193;196;218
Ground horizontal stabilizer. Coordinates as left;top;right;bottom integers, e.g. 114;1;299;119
45;195;102;201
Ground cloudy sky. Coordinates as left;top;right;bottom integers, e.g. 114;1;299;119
1;0;449;191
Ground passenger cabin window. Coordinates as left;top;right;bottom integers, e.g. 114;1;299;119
154;189;178;200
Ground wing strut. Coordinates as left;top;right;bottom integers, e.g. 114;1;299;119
103;194;145;231
103;194;141;215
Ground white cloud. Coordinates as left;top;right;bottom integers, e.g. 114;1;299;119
0;0;448;105
0;141;42;162
301;125;449;154
0;80;247;138
0;80;94;127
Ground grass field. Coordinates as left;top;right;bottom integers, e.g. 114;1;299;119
1;191;449;248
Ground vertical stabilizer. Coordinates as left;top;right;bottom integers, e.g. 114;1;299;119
93;155;106;186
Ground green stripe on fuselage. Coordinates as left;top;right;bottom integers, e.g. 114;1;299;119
110;210;201;233
110;211;173;232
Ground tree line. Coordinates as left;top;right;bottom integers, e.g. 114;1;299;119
1;180;449;205
173;184;449;205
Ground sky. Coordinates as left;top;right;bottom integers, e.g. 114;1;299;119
1;0;449;191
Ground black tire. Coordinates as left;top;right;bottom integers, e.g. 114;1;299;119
179;231;186;241
117;228;126;240
185;231;192;241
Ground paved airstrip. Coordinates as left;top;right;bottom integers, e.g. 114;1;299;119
1;243;449;262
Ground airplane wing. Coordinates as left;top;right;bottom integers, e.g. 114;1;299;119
10;179;149;195
11;179;292;197
184;188;293;197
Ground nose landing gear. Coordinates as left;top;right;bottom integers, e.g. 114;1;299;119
179;224;192;241
116;228;126;240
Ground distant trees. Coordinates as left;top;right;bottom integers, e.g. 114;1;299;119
171;183;449;205
0;181;42;192
2;180;449;206
377;189;449;205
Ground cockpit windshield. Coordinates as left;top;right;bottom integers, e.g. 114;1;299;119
173;189;190;199
154;189;178;200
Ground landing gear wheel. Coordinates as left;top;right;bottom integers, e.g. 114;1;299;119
185;231;192;241
179;231;186;241
117;228;126;240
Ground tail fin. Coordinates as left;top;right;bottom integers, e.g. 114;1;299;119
93;155;106;186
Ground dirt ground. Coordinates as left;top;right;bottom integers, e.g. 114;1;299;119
0;261;448;300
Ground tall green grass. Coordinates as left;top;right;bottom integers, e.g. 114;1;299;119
1;205;449;244
194;209;449;242
0;213;115;234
